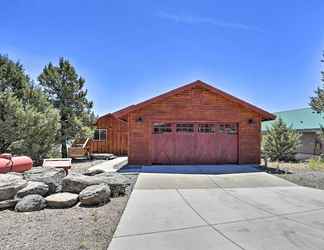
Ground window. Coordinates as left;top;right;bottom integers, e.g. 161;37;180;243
219;124;237;134
198;124;215;133
176;123;194;132
153;123;172;134
94;129;107;141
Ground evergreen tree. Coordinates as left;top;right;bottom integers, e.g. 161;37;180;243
0;55;60;163
263;118;301;162
38;58;95;157
310;53;324;112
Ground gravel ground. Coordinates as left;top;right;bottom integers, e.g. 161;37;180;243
276;172;324;190
261;161;324;190
0;160;138;250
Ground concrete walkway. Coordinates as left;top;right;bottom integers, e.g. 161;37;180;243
108;169;324;250
88;157;128;173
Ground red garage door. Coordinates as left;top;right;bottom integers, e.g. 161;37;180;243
152;122;238;164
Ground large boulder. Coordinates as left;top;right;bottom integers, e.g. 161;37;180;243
95;173;129;197
45;192;79;208
15;194;47;212
79;184;110;206
16;181;49;198
23;167;65;194
62;174;98;193
0;199;18;210
62;173;130;196
0;174;28;201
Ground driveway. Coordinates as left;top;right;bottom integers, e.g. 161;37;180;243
108;167;324;250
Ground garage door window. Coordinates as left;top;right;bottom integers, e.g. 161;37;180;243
153;123;172;134
198;124;215;133
176;124;194;132
219;124;237;134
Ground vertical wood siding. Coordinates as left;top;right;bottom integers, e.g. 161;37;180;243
90;115;128;155
128;86;262;165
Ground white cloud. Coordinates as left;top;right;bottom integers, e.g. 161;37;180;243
156;11;263;32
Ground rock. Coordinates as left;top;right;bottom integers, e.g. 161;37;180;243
95;173;130;197
45;192;79;208
79;184;110;206
23;167;65;194
0;174;28;201
62;174;98;193
62;173;130;196
0;199;18;210
15;194;46;212
16;181;49;198
83;169;105;176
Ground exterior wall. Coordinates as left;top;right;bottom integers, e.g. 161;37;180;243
128;86;261;165
90;115;128;155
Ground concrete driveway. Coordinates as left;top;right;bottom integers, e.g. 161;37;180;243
108;168;324;250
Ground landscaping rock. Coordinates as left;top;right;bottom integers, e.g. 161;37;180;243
83;169;105;176
62;172;130;196
15;194;47;212
95;173;130;197
0;199;18;210
45;192;79;208
79;184;110;206
62;174;98;193
0;174;28;201
23;167;65;194
16;181;49;198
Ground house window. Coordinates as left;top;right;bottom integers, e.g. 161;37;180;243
153;123;172;134
94;129;107;141
176;123;194;132
198;124;215;133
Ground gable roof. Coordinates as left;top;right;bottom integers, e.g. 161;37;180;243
98;80;276;121
262;108;324;131
99;80;275;121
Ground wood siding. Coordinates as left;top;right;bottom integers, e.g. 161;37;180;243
128;86;262;165
90;115;128;155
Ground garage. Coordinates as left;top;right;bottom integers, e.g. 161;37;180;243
152;123;238;164
94;80;275;165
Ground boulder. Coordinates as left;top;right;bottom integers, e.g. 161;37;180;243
0;174;28;201
45;192;79;208
16;181;49;198
95;173;129;197
62;174;98;193
0;199;18;210
79;184;110;206
62;173;130;196
23;167;65;194
83;169;105;176
15;194;46;212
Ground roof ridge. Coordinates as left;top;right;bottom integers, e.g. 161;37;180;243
275;107;313;113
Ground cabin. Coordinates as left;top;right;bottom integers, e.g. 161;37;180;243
91;80;275;165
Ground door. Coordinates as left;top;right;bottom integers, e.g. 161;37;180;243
151;122;238;164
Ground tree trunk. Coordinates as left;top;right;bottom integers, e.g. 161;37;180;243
61;142;67;158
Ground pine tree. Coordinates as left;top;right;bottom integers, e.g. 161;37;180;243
263;118;301;162
310;52;324;112
38;58;95;157
0;55;60;163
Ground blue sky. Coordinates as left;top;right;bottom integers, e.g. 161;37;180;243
1;0;324;115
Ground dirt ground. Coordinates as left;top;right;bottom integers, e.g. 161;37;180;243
261;160;324;190
0;160;138;250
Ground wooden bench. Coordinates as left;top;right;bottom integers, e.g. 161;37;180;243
43;158;72;175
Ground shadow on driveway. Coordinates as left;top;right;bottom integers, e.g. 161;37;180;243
118;164;262;175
